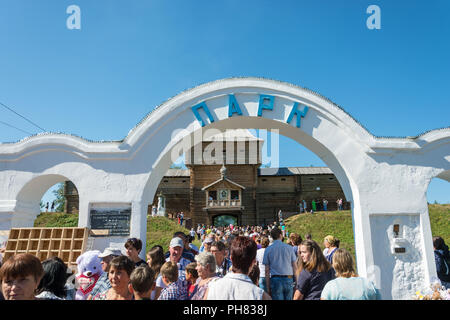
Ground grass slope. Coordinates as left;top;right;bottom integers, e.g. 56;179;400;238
146;216;200;252
34;212;79;228
284;209;356;256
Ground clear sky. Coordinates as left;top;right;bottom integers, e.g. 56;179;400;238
0;0;448;204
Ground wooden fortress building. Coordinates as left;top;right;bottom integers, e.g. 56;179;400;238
64;130;348;227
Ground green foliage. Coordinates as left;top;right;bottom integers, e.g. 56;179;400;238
427;204;450;243
52;183;66;212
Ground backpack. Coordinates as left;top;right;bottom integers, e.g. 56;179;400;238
436;251;450;282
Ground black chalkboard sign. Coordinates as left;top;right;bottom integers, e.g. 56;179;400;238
90;208;131;237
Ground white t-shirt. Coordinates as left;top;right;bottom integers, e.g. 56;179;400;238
207;273;264;300
256;248;266;276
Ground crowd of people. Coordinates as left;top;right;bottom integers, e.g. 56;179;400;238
0;222;449;300
298;198;344;213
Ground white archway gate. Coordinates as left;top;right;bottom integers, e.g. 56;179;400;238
0;78;448;299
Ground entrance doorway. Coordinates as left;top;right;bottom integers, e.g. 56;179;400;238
213;214;238;227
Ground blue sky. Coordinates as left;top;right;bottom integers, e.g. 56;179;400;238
0;0;448;204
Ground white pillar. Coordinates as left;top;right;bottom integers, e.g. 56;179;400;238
130;201;148;260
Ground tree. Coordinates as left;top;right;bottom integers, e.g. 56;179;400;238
52;183;66;213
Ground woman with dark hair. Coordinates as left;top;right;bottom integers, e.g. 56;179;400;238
205;236;271;300
146;245;166;300
92;255;135;300
0;253;44;300
289;233;303;258
125;237;147;267
36;257;70;300
433;236;450;289
248;264;260;286
293;240;334;300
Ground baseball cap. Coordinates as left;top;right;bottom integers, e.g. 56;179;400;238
170;237;184;248
98;247;122;258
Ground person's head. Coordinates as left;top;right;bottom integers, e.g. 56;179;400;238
260;236;270;249
433;236;446;251
230;236;257;275
185;262;198;283
146;245;165;274
108;256;135;292
160;261;178;285
0;253;44;300
169;237;184;262
203;236;214;252
37;257;68;298
128;265;155;299
173;232;188;248
210;241;226;266
125;238;143;261
289;233;303;246
305;233;312;241
98;248;122;272
297;240;331;275
324;235;338;248
332;248;357;278
248;263;260;286
270;227;282;241
194;252;216;280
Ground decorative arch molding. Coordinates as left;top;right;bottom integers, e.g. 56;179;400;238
0;77;448;300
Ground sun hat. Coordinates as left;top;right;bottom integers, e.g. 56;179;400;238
170;237;184;248
98;247;123;258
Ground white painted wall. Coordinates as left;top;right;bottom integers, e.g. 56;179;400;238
0;78;448;299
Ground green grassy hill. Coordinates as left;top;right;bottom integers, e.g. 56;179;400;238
34;212;79;228
146;216;202;251
34;204;449;256
284;209;356;256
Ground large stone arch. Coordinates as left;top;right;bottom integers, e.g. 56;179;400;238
0;77;448;299
14;173;78;227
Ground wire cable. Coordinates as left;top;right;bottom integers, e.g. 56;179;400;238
0;120;34;136
0;101;46;132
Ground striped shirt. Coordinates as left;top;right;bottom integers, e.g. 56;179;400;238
158;281;188;300
89;272;111;299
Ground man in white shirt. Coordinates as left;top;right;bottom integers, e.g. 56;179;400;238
154;237;190;299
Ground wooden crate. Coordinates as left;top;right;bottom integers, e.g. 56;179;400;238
2;227;89;269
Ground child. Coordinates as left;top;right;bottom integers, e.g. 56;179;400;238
157;261;187;300
128;265;156;300
185;262;199;299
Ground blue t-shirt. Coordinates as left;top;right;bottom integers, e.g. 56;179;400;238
296;268;334;300
320;277;381;300
263;240;297;276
